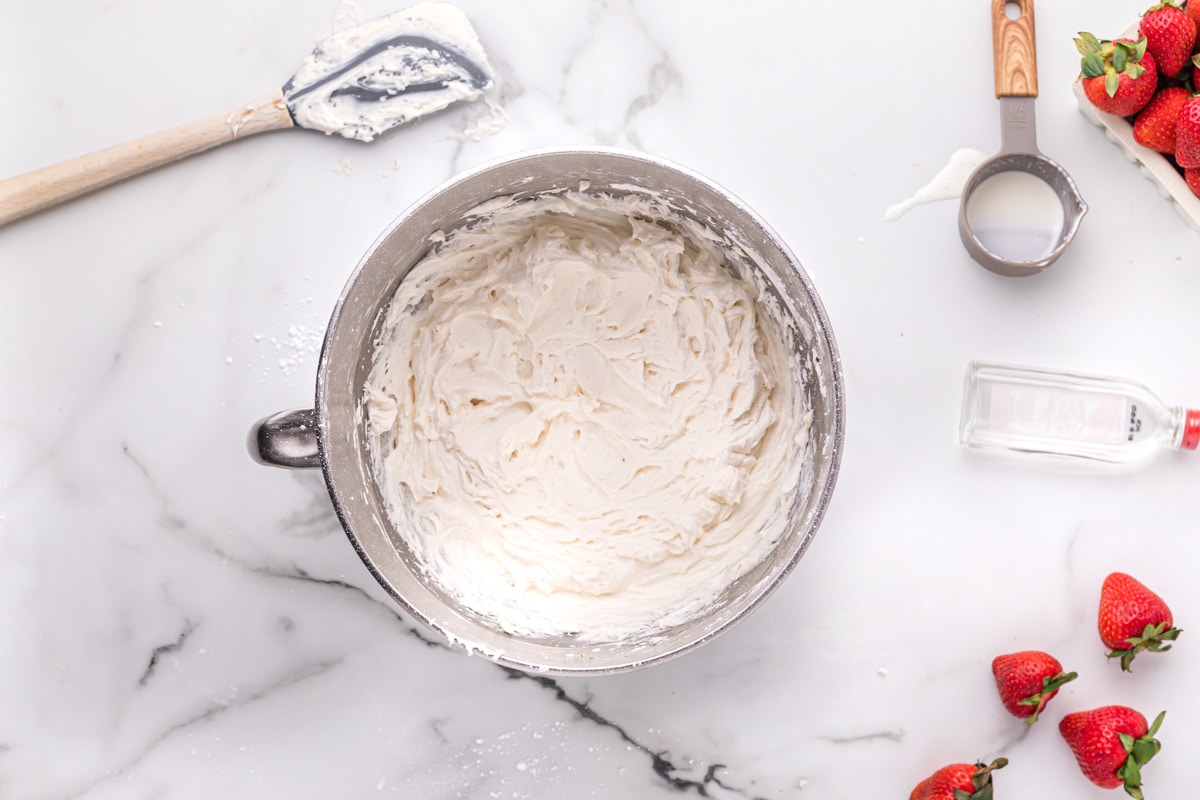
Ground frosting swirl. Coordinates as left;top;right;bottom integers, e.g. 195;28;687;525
366;191;808;640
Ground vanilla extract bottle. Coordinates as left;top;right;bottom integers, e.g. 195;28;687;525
959;361;1200;465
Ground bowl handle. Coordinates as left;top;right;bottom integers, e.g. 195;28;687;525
248;409;321;469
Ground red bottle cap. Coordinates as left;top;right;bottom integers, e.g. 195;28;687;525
1184;409;1200;450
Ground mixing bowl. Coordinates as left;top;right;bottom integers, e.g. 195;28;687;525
249;146;845;675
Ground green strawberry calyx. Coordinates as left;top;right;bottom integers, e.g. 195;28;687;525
952;758;1008;800
1076;33;1149;97
1015;670;1078;725
1115;711;1165;800
1107;622;1183;672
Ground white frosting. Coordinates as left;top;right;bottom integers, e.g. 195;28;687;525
330;0;364;33
365;191;809;641
450;99;509;142
285;2;493;142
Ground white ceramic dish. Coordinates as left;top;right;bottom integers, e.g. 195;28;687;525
1072;24;1200;231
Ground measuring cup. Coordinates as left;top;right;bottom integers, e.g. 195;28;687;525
959;0;1087;277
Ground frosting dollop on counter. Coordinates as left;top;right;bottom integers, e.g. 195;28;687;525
365;191;810;641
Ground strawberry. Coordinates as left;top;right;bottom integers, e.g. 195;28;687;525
1059;706;1165;799
1098;572;1183;671
1134;86;1192;152
991;650;1077;725
1077;35;1159;117
909;758;1008;800
1139;1;1197;76
1186;166;1200;197
1176;94;1200;167
1187;0;1200;29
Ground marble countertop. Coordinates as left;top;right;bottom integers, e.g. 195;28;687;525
3;0;1200;797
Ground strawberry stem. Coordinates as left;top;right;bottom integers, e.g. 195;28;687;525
1115;711;1165;800
951;758;1008;800
1015;671;1078;724
1107;623;1183;672
1074;35;1150;98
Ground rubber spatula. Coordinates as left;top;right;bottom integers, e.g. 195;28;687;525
0;2;493;227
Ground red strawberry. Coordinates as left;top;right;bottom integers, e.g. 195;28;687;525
1185;167;1200;197
1140;1;1197;76
1098;572;1183;671
1077;34;1159;117
1059;706;1164;799
991;651;1077;724
1176;94;1200;167
1187;0;1200;29
1134;86;1192;152
909;758;1008;800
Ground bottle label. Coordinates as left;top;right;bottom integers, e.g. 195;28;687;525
988;383;1129;444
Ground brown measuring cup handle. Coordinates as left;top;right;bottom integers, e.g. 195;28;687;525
992;0;1038;97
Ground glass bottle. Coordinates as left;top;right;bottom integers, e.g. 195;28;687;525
959;360;1200;465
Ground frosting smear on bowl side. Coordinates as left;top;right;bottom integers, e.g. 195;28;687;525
365;191;809;641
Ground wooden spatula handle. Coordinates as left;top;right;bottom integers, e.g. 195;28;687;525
992;0;1038;98
0;90;294;227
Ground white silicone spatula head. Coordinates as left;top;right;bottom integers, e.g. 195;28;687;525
283;2;494;142
0;2;494;226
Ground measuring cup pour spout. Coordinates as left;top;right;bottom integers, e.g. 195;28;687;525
959;0;1087;277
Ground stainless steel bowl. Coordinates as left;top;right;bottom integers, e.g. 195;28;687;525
250;146;844;675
